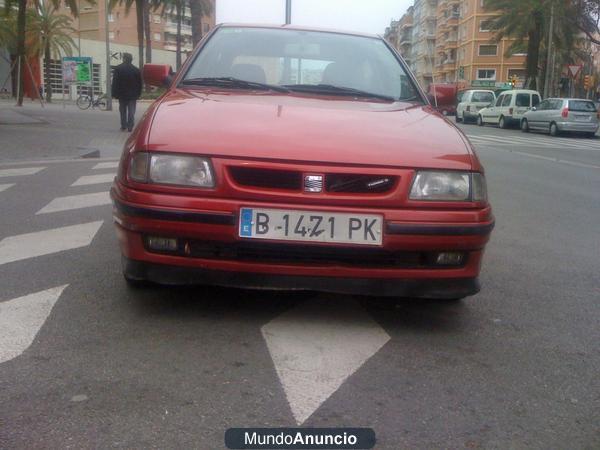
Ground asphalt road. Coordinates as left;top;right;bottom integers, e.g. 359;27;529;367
0;104;599;449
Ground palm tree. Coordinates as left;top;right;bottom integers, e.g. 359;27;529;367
27;3;77;103
3;0;80;106
484;0;545;89
189;0;212;46
109;0;145;68
161;0;185;70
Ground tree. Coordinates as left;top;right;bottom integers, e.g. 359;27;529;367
27;3;77;102
3;0;80;106
189;0;211;46
569;0;600;45
109;0;145;68
162;0;185;70
484;0;546;90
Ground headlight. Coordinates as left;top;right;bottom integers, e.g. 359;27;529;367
128;152;215;188
410;171;486;202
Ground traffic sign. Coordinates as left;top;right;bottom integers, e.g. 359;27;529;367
567;64;582;79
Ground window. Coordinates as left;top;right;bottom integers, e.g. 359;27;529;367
477;68;496;80
184;27;421;101
108;31;114;39
153;14;161;24
532;95;540;107
537;100;550;110
108;13;114;22
479;20;493;32
568;100;596;112
478;44;497;56
154;32;161;41
495;95;504;107
516;93;530;107
472;91;494;103
501;94;512;107
204;23;210;33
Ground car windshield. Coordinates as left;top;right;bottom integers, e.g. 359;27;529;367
182;26;421;102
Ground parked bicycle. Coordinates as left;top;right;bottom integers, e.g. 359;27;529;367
76;92;108;110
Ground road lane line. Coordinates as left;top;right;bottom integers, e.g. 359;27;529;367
0;157;119;168
0;221;104;266
0;285;68;364
0;183;15;192
0;167;45;178
71;173;115;186
36;192;111;214
92;161;119;170
477;147;600;169
262;298;390;424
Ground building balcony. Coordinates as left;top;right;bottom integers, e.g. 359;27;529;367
400;21;413;30
164;23;192;34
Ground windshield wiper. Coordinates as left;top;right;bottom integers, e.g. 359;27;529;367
282;84;397;102
181;77;291;93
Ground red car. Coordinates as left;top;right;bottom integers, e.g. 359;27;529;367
111;24;494;299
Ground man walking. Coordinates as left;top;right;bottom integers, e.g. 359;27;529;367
111;53;142;132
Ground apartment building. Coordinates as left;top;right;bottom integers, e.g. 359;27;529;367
68;0;215;55
387;0;527;90
384;7;414;70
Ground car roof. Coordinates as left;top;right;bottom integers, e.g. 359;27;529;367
501;89;540;94
218;23;381;39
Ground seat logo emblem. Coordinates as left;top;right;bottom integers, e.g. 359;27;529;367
304;174;323;193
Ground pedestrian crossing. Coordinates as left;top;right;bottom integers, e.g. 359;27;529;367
0;160;118;364
464;132;599;151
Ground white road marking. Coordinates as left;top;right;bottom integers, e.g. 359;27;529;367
478;147;600;169
0;167;45;178
0;183;15;192
262;298;390;425
0;157;119;168
71;173;115;186
0;221;103;266
36;192;111;214
466;134;598;150
0;285;68;364
92;161;119;170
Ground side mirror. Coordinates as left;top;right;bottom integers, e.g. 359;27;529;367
531;107;537;111
143;64;174;88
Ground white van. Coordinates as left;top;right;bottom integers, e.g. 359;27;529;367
477;89;542;128
456;90;496;124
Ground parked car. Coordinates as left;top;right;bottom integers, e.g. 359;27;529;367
110;24;494;300
477;89;542;128
521;98;599;137
456;89;496;123
427;83;458;116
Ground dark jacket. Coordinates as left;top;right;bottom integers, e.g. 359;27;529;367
111;62;142;100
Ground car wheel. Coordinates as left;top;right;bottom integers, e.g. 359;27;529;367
521;119;529;132
499;116;506;129
550;122;559;136
477;115;484;126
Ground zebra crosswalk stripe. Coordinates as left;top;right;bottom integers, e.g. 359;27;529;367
92;162;119;170
0;167;45;178
36;192;111;215
0;221;104;266
71;173;115;186
0;183;15;192
0;285;69;364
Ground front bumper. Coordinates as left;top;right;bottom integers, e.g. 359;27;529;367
123;256;480;298
111;183;494;298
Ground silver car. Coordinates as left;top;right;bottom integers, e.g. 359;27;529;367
521;98;599;137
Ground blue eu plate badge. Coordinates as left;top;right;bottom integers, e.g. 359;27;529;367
240;208;253;237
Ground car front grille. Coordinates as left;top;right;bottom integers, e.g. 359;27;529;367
228;166;397;194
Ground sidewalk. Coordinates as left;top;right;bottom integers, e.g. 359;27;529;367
0;99;149;162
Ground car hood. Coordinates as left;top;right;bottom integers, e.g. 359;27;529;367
145;89;474;170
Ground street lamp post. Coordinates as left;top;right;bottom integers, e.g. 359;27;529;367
285;0;291;25
543;1;554;98
104;0;112;110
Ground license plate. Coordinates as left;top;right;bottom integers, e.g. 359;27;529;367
574;115;590;122
239;208;383;246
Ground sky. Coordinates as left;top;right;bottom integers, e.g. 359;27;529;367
216;0;413;36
